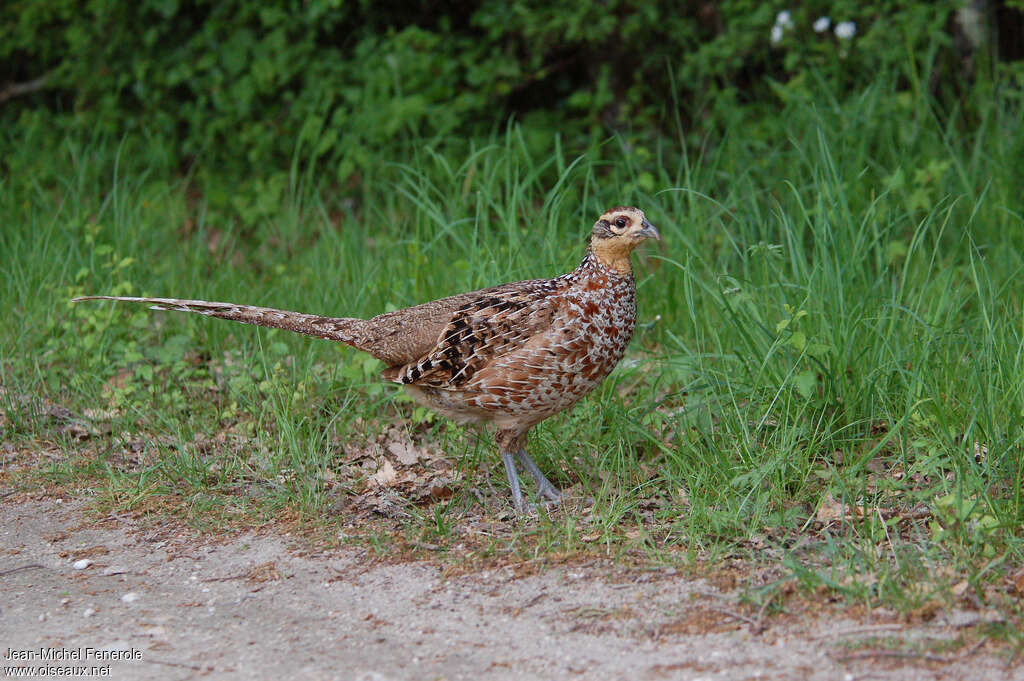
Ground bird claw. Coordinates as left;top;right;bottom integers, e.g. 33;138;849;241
512;496;562;516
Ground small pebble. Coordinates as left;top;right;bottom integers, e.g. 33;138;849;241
83;608;96;618
60;598;70;607
73;559;93;570
121;592;140;604
39;613;47;622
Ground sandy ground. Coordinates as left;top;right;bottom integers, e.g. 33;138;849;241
0;499;1017;681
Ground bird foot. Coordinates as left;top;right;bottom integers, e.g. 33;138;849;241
501;447;570;514
514;448;564;501
512;489;561;515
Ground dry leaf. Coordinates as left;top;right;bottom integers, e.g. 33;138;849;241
1012;567;1024;594
369;459;398;488
387;440;420;466
816;493;846;522
676;487;690;506
247;562;282;583
815;493;871;522
428;483;454;501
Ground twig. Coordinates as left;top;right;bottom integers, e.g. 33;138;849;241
878;507;900;572
0;72;54;103
964;636;988;658
708;607;759;628
751;588;779;635
143;658;206;671
0;563;46;577
523;591;546;609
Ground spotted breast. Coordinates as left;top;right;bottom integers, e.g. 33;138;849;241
400;252;637;430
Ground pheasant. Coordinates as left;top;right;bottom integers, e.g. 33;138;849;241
73;207;660;512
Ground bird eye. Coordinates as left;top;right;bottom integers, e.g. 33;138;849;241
614;217;628;228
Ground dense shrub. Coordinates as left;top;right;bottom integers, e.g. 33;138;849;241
1;1;1019;182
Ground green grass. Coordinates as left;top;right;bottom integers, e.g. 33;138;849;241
1;78;1022;633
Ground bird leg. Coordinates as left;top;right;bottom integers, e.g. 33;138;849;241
496;428;562;512
500;449;528;514
514;449;563;503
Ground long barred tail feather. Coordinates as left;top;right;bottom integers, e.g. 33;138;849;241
71;296;363;345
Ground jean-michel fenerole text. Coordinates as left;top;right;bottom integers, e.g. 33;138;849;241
4;647;142;661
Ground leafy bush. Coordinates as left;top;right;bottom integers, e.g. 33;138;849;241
0;0;1016;184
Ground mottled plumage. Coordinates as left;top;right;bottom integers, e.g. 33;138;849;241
74;207;660;512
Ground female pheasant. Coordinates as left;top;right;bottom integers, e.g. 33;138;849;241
74;207;660;512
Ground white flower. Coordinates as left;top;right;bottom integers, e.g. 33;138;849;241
834;21;856;39
775;10;794;29
813;16;831;33
771;24;784;44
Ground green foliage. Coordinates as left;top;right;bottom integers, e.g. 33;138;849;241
0;0;999;185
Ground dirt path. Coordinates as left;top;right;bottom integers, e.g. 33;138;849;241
0;499;1015;680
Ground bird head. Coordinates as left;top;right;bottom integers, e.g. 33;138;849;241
589;206;660;274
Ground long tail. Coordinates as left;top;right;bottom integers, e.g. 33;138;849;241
72;296;364;344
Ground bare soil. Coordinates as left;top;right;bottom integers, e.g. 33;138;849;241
1;499;1017;680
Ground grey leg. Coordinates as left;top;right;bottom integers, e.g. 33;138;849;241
514;449;563;503
501;450;528;513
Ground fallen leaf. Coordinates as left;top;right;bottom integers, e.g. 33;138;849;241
816;493;846;522
1012;567;1024;594
428;484;454;501
247;562;282;583
387;440;420;466
369;459;398;488
815;492;872;522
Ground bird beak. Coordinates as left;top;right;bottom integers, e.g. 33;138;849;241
638;219;661;242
